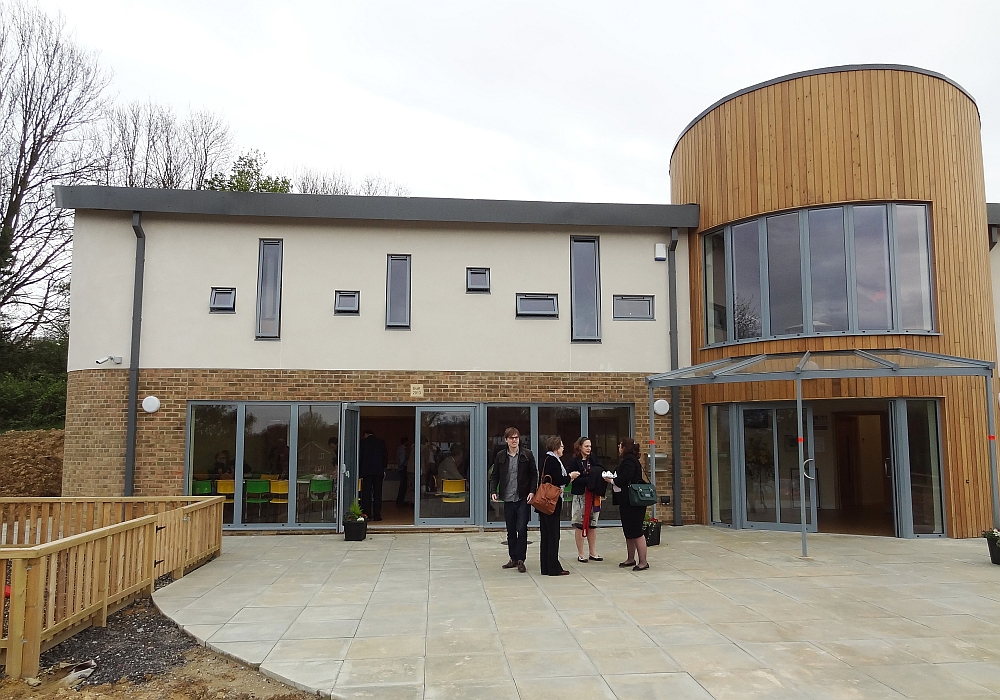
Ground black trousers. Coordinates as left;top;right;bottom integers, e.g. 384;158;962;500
503;499;530;562
538;498;563;575
361;473;384;519
396;468;408;506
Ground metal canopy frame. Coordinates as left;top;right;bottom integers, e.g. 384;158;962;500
645;348;1000;552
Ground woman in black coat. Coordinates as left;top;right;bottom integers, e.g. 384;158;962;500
539;436;579;576
605;436;649;571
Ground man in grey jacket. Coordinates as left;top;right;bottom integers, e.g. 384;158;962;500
489;427;537;573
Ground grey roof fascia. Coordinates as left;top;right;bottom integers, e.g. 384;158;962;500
671;64;977;161
988;203;1000;226
54;186;700;229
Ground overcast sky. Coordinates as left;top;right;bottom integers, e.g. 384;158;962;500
37;0;1000;203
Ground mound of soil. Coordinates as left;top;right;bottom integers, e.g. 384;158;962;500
0;428;63;497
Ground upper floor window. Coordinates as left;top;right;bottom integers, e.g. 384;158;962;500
570;237;601;341
704;203;933;345
386;254;411;328
256;240;282;339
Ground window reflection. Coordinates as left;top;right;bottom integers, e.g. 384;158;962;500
853;205;892;330
705;232;728;343
732;221;762;339
188;404;237;524
895;205;933;330
808;208;849;332
766;213;804;335
709;406;733;524
296;405;339;525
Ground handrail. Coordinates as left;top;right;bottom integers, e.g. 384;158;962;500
0;514;158;558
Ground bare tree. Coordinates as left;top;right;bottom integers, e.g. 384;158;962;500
0;1;109;341
294;167;410;197
96;100;232;190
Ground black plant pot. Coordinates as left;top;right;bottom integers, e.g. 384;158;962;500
988;538;1000;565
344;520;367;542
644;522;661;547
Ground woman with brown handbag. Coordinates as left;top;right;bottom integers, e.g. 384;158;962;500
538;436;580;576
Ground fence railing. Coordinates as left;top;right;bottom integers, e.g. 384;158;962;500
0;497;224;679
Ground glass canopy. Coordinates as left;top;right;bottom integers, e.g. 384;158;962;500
647;348;994;388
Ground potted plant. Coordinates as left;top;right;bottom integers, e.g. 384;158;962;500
643;513;661;547
984;528;1000;565
344;500;367;541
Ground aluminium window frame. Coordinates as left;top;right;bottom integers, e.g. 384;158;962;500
334;290;360;315
255;239;283;340
702;202;936;348
466;267;491;293
385;254;412;329
209;287;237;314
612;294;655;320
515;293;559;318
569;236;602;341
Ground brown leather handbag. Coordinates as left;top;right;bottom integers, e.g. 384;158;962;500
532;475;561;516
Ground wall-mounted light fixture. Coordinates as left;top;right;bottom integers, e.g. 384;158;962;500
96;356;122;365
653;399;670;416
141;396;161;413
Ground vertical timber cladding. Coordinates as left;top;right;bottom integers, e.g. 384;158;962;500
671;67;995;537
62;369;698;521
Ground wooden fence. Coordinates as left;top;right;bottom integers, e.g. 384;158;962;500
0;497;224;679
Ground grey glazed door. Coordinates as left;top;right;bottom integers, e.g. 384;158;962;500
415;406;475;526
339;404;360;531
738;404;817;532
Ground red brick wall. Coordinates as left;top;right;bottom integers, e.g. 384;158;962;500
64;369;698;523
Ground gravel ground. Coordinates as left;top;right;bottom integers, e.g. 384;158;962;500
36;596;197;686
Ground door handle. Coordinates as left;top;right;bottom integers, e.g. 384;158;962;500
884;459;891;478
801;458;816;480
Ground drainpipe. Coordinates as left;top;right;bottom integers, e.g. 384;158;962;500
124;211;145;496
668;227;682;527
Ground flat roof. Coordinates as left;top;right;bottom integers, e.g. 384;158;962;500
672;64;976;160
54;186;700;229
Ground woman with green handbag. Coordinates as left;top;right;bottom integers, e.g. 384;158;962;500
605;437;649;571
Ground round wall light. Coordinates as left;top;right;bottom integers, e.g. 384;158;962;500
141;395;161;413
653;399;670;416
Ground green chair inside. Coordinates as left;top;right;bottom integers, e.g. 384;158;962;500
192;480;212;496
308;478;335;522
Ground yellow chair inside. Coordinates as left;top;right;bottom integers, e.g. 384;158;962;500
260;474;278;481
216;479;235;502
269;479;290;504
442;479;466;503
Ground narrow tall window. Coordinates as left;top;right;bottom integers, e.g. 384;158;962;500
808;208;849;332
766;212;803;335
894;205;933;330
853;205;892;331
386;255;411;328
732;221;762;339
256;240;282;339
705;232;728;343
570;237;600;341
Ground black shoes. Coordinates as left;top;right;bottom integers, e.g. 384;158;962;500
502;559;518;569
589;555;603;561
619;560;636;568
632;563;650;571
517;561;527;573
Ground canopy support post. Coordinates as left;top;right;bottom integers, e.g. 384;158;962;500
648;384;657;520
796;378;808;557
987;374;1000;528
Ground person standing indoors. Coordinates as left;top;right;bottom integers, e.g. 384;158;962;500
605;437;649;571
570;436;606;563
538;437;580;576
359;429;388;521
490;428;537;573
395;436;410;507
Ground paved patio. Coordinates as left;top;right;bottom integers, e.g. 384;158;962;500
151;526;1000;699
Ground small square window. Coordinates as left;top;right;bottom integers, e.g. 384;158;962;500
516;293;559;318
613;295;654;320
334;290;360;315
467;267;490;293
209;287;236;313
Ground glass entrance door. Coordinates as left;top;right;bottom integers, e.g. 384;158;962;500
339;405;360;531
415;407;475;525
739;405;817;531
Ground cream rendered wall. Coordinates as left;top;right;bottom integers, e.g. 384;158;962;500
68;211;691;373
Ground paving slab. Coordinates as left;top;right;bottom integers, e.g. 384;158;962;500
156;526;1000;699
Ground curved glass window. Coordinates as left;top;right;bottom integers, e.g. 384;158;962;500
704;203;933;345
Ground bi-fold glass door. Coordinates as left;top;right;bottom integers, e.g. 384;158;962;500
736;404;818;532
415;405;477;526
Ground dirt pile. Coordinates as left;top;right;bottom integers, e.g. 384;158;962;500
0;428;63;497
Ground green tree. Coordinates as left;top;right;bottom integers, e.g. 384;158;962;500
0;331;68;431
204;150;291;193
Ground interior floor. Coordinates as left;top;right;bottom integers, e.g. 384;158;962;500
817;505;895;536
